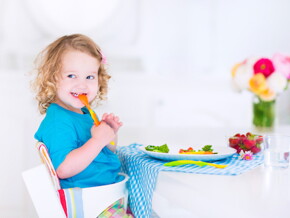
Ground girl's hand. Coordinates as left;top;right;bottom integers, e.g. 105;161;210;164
102;113;123;133
90;121;115;147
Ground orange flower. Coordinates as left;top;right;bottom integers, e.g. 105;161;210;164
249;73;267;94
259;88;276;101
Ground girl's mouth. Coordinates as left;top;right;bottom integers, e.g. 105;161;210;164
71;92;87;97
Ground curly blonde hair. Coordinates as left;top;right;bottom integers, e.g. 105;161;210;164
32;34;110;114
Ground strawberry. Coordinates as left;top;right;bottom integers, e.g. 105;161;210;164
234;133;241;137
238;135;247;145
256;136;263;144
244;139;256;149
251;146;261;154
236;147;242;154
229;138;239;147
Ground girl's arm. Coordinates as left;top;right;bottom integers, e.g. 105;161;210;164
56;122;115;179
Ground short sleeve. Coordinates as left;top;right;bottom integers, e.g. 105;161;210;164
42;120;78;170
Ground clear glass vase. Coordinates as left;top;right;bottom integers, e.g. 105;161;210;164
252;96;276;132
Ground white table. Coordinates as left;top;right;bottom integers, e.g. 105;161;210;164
119;126;290;217
152;166;290;218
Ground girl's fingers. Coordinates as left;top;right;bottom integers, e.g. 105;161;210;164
109;113;114;120
101;113;122;129
114;116;120;122
102;113;108;120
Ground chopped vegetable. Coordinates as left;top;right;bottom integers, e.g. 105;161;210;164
200;145;213;152
179;145;218;155
145;144;170;153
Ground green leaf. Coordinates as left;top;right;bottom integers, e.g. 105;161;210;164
145;144;169;153
202;145;213;152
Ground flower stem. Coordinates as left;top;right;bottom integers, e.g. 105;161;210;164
253;96;275;128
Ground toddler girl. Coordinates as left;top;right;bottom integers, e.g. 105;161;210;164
33;34;123;189
32;34;134;217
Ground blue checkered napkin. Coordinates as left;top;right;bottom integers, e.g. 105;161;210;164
117;143;264;218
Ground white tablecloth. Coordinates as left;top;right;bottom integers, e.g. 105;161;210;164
152;166;290;218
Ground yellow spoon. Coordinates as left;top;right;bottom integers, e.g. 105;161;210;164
164;160;228;169
78;94;115;145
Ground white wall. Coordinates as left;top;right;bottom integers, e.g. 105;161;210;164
1;0;290;217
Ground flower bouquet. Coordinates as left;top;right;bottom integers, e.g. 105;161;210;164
231;54;290;130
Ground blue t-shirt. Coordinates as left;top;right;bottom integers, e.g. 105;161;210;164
35;103;121;189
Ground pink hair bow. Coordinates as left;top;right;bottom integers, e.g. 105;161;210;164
100;51;107;64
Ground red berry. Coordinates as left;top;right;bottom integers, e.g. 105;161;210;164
234;133;241;137
236;147;242;154
244;139;256;149
251;146;261;154
229;138;239;147
256;136;263;144
246;132;252;137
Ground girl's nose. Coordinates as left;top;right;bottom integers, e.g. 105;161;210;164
76;78;88;90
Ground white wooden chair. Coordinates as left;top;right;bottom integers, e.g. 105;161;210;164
22;142;129;218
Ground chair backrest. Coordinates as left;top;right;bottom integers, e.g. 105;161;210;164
36;142;61;190
22;164;67;218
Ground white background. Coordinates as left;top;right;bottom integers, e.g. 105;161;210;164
1;0;290;217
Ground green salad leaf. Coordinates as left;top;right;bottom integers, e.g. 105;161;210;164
201;145;213;152
145;144;169;153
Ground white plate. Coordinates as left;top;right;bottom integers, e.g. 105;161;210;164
139;145;236;161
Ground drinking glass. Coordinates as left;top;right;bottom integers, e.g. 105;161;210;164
264;134;290;168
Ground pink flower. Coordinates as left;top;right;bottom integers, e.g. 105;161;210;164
272;53;290;79
253;58;275;78
239;151;253;160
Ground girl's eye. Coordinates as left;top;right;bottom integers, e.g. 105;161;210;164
86;75;95;80
67;74;76;79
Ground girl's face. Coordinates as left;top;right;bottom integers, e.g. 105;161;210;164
55;50;100;114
